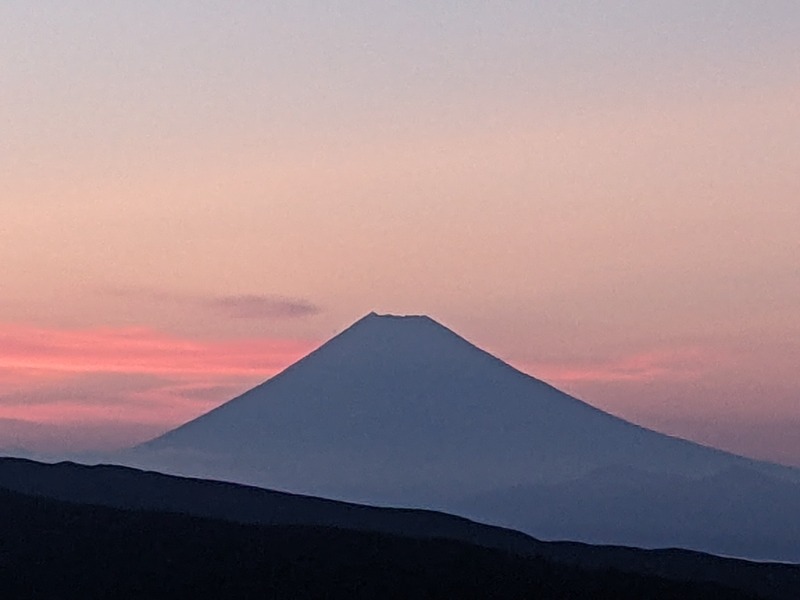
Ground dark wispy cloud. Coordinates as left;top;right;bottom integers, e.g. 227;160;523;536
102;286;321;320
203;295;320;319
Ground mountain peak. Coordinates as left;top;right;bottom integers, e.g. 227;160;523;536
345;311;449;338
334;312;476;360
361;311;435;323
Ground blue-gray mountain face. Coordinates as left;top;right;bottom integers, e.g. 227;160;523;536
124;313;800;562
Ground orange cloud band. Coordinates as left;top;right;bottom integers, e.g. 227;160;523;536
0;323;315;447
517;346;713;384
0;323;311;378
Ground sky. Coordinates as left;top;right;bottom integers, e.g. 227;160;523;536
1;2;799;465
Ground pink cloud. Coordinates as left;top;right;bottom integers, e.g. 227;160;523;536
0;323;316;451
517;345;716;384
0;323;311;378
510;342;800;467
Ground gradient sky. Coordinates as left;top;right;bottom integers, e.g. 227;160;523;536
1;2;799;465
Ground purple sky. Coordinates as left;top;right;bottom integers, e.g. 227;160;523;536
1;2;798;465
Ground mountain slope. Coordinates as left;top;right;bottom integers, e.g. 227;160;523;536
122;312;800;560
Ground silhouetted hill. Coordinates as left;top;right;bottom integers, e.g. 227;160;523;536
0;486;761;600
1;457;798;599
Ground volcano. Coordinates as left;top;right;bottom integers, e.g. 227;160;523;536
124;313;800;561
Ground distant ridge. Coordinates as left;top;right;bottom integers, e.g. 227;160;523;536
122;313;800;562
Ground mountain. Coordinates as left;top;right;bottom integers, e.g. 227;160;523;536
122;312;800;561
1;457;797;599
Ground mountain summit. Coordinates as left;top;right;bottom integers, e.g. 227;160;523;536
126;313;800;561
